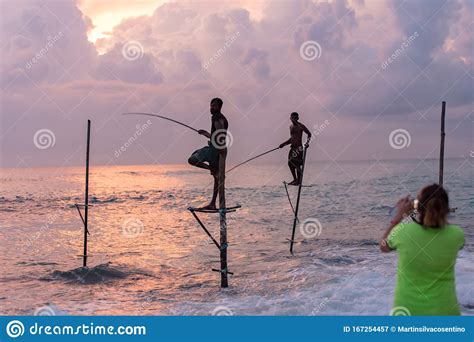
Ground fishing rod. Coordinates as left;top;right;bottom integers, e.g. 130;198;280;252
123;112;280;174
226;146;280;174
122;112;200;133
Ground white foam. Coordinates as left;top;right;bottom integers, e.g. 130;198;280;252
172;251;473;316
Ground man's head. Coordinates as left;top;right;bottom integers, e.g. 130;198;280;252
290;112;299;123
210;98;223;115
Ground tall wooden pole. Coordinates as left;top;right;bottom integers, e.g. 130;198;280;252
290;147;307;254
439;101;446;186
218;149;228;287
83;120;91;267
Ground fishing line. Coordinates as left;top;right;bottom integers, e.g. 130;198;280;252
226;147;280;174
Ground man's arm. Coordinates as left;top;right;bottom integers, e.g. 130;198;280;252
198;129;211;138
301;124;312;147
279;138;291;148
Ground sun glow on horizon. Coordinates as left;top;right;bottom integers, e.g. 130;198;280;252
77;0;274;50
77;0;163;44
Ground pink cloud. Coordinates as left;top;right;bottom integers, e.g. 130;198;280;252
1;0;472;168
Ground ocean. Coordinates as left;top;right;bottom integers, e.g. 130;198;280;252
0;158;472;315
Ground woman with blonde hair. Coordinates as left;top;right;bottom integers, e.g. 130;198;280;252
380;184;465;315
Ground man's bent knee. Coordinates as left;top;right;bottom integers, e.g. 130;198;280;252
188;156;198;165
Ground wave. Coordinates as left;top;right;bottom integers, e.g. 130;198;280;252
41;263;129;284
16;261;59;266
164;170;201;176
90;196;123;204
40;262;156;285
118;171;141;175
316;256;356;266
0;196;34;204
369;204;392;213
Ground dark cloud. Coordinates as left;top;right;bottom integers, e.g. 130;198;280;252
391;0;462;67
95;43;163;84
241;48;271;80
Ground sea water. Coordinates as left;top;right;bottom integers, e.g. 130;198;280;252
0;158;472;315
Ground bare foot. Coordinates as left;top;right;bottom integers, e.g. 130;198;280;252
200;203;217;210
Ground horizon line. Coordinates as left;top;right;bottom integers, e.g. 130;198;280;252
0;156;468;171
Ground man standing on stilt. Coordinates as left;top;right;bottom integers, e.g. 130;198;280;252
279;112;311;186
188;97;229;209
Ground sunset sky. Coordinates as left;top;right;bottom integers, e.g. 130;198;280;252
0;0;472;168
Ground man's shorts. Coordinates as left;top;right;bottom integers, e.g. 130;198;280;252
288;145;303;167
189;142;220;174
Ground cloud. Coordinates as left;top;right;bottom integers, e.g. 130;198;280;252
95;42;163;84
0;0;472;168
241;48;271;80
0;0;97;88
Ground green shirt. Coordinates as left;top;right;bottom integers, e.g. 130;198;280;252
387;221;464;315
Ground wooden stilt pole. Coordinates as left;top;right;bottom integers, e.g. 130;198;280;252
290;147;307;254
283;181;299;223
218;149;228;288
83;120;91;267
439;101;446;186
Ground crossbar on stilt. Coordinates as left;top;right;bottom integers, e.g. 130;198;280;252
188;205;241;284
188;205;241;213
188;208;221;250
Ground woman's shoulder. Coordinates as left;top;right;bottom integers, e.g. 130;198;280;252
444;224;464;236
444;224;465;248
391;221;464;237
402;221;463;235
